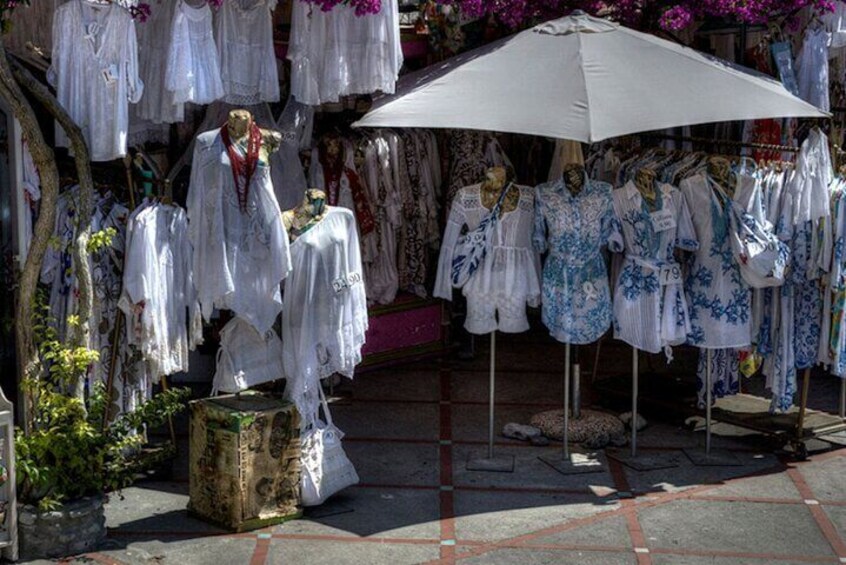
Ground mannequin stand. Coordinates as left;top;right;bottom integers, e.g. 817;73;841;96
609;347;680;471
540;344;604;476
840;379;845;420
684;349;743;467
467;331;515;473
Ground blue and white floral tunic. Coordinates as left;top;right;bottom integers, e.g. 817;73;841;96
681;174;753;349
611;181;699;356
533;178;623;344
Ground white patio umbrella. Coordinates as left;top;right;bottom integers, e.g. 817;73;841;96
353;11;828;141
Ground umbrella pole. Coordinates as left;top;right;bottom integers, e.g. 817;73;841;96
631;346;638;458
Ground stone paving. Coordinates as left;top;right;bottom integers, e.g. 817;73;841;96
18;334;846;565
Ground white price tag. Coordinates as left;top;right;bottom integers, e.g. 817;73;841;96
651;209;676;232
659;264;683;286
101;64;119;85
332;272;363;293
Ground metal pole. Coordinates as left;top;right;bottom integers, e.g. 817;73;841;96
840;379;845;420
572;346;581;420
796;368;811;434
488;331;496;459
563;343;571;460
631;347;638;458
706;349;712;457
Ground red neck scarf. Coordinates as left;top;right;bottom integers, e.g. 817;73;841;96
221;122;262;213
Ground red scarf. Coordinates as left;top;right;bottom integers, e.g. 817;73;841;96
221;122;262;213
319;144;376;236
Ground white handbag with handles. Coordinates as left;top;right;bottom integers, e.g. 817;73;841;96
300;386;359;507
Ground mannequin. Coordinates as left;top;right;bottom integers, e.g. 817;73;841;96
561;163;586;196
480;166;519;214
707;155;734;196
225;109;282;164
282;189;328;240
635;168;658;209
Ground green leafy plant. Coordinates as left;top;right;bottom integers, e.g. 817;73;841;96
16;287;190;511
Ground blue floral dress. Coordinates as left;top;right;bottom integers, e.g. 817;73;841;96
533;178;623;344
611;181;698;356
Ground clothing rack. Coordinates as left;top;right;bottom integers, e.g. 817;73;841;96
642;132;801;154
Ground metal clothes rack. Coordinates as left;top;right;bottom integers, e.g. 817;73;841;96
598;133;846;460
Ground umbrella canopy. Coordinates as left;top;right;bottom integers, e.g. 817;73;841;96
353;12;828;142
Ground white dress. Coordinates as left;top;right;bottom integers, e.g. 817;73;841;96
288;0;403;105
215;0;280;105
48;0;144;162
135;0;183;126
212;317;285;394
121;204;200;379
796;26;831;112
166;0;225;105
187;128;292;334
435;184;541;334
612;181;699;356
282;207;368;425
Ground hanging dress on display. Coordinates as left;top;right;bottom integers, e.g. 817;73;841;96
215;0;280;105
533;177;623;344
187;127;292;334
49;0;144;161
612;181;699;357
166;0;225;106
282;207;368;424
796;25;832;112
435;184;541;334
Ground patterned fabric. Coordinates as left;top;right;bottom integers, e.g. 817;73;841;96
696;348;741;409
611;181;698;356
533;177;623;344
681;174;753;349
450;183;511;288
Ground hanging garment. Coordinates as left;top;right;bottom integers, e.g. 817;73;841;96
135;0;183;126
288;0;402;105
681;174;753;349
796;26;831;112
21;140;41;257
612;181;698;356
121;203;201;378
282;207;368;425
166;0;225;106
435;184;541;334
187;127;292;333
212;317;285;394
696;348;741;408
216;0;280;105
272;96;315;211
824;1;846;49
533;177;623;344
48;0;144;161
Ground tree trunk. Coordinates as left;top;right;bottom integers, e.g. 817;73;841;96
0;40;58;430
8;55;95;407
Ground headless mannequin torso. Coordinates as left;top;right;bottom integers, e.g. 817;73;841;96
561;163;585;197
226;109;282;165
635;168;658;210
480;166;519;214
283;189;328;240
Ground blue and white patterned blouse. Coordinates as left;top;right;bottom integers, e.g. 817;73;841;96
533;178;623;344
681;174;753;349
612;181;699;356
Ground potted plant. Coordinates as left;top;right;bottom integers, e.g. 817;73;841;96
14;292;189;560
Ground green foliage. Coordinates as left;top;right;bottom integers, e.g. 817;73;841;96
87;227;116;254
17;293;190;509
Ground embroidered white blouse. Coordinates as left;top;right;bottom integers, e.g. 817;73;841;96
48;0;144;162
166;0;224;105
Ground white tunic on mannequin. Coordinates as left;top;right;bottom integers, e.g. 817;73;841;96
48;0;144;162
282;207;368;425
215;0;280;105
166;0;225;105
187;128;291;334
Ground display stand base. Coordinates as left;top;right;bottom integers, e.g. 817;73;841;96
607;449;681;471
539;452;605;476
466;453;515;473
683;448;743;467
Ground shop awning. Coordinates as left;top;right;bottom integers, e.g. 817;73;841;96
353;12;828;143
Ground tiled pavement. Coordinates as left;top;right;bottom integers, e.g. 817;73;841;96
22;336;846;565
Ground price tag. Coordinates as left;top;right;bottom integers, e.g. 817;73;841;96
659;264;683;286
651;208;676;232
332;272;363;293
101;64;119;85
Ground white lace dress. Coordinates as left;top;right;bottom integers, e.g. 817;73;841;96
166;0;225;105
796;26;831;112
215;0;280;105
187;127;292;334
49;0;144;161
288;0;402;105
282;207;368;425
435;184;542;334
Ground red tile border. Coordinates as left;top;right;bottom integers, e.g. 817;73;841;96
249;535;271;565
649;546;842;563
787;467;846;559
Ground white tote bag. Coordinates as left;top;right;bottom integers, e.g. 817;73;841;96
300;387;359;507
